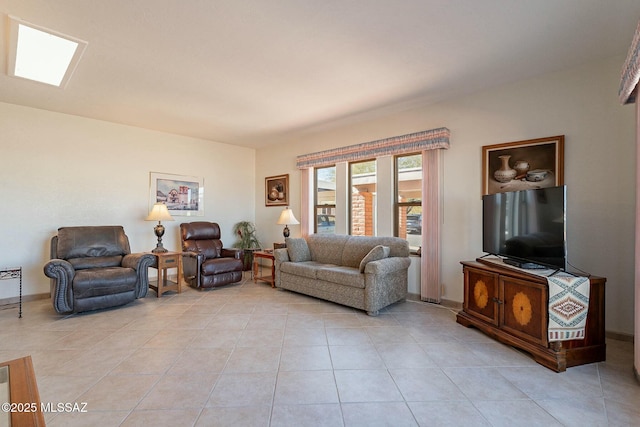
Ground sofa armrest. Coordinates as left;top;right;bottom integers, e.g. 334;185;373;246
364;256;411;275
43;259;75;314
273;248;290;287
123;253;156;298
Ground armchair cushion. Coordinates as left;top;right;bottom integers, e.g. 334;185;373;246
202;258;243;275
68;255;124;270
73;267;137;298
56;226;130;259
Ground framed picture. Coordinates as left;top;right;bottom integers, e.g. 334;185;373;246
482;135;564;195
149;172;204;216
265;174;289;206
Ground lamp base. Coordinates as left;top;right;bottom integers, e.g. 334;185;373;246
152;223;168;253
282;225;290;238
151;245;168;253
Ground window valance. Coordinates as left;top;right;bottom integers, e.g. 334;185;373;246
296;127;450;169
619;19;640;105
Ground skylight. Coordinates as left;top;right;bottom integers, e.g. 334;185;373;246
6;15;87;88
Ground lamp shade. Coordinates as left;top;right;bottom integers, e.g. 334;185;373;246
145;203;174;222
277;207;299;225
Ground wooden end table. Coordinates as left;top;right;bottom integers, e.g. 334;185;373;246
149;251;183;297
253;250;275;288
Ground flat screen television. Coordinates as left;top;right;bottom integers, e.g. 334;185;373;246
482;185;567;270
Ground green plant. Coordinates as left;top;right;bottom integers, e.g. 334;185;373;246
232;221;262;270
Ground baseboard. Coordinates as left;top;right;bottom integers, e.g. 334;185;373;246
605;330;634;343
406;293;462;311
0;292;49;306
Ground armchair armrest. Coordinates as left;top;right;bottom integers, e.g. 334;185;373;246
122;253;156;298
221;248;243;260
181;251;204;286
43;259;75;314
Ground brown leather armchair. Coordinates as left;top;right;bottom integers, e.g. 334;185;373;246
180;222;244;288
43;226;155;314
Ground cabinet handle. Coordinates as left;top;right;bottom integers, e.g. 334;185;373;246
492;297;503;305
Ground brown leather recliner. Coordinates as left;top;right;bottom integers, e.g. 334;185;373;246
43;226;155;314
180;222;244;288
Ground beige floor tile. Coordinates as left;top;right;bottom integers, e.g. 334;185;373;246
136;372;218;409
271;403;343;426
334;369;404;402
77;374;160;410
122;409;201;427
408;401;491;427
207;372;277;407
279;345;332;371
274;370;339;404
196;406;272;427
341;402;417;426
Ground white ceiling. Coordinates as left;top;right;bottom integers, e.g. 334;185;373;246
1;0;639;148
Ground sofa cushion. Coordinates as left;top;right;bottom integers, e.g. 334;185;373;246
306;234;350;264
359;245;390;272
280;261;326;279
286;238;311;262
316;265;365;289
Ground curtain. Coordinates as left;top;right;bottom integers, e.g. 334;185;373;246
619;19;640;104
421;149;443;303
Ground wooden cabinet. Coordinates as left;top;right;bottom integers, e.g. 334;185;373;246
457;259;606;372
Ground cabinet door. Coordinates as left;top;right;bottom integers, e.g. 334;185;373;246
464;267;499;326
500;276;548;347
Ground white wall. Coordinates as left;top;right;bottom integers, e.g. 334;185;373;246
0;102;255;299
254;56;636;336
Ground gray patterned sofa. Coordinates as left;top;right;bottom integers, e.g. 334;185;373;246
274;234;411;315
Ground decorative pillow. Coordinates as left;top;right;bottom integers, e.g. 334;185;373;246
286;238;312;262
359;245;390;272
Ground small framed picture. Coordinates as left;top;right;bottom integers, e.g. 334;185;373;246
482;136;564;195
265;174;289;206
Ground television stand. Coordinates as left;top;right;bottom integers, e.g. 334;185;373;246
456;259;606;372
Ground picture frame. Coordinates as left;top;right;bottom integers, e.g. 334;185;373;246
149;172;204;216
265;174;289;206
482;135;564;195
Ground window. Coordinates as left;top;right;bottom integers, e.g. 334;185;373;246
315;166;336;234
350;160;377;236
395;153;422;251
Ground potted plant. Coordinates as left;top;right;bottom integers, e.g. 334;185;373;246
232;221;262;270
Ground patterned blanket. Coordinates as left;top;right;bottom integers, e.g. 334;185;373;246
547;275;590;342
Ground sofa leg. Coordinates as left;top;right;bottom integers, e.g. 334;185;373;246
366;310;379;316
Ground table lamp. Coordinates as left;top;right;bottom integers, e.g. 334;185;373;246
277;207;299;238
145;203;174;253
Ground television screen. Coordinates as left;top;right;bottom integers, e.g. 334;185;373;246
482;185;566;270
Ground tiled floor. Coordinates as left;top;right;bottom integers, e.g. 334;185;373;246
0;273;638;426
